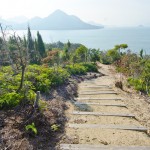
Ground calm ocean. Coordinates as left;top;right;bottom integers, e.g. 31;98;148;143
16;27;150;54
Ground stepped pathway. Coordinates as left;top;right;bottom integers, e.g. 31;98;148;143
59;64;150;150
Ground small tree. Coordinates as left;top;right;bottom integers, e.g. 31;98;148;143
115;44;128;54
0;24;28;93
107;48;120;63
75;45;88;63
27;26;34;50
71;53;79;66
35;39;41;64
23;35;27;47
37;31;46;58
90;48;100;62
27;26;35;64
42;49;60;66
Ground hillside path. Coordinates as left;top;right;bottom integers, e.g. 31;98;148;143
59;63;150;150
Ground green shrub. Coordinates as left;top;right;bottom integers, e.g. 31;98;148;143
127;78;145;92
47;67;70;86
0;63;98;109
81;63;98;72
35;74;51;92
26;65;70;91
66;64;86;75
0;92;23;109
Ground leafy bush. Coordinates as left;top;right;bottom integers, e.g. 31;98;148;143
127;78;145;92
0;92;23;109
47;67;70;86
100;52;112;64
35;74;51;92
0;62;98;109
66;64;86;75
26;65;70;91
81;63;98;72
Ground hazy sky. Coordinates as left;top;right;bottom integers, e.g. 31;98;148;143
0;0;150;26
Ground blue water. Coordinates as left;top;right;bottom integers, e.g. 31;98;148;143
15;27;150;54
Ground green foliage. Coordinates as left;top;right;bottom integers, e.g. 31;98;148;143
70;53;79;64
66;64;86;75
0;37;3;49
128;78;144;91
0;62;98;109
35;74;51;92
26;65;70;91
48;67;70;86
65;63;98;75
101;44;128;64
51;124;60;132
140;49;144;59
27;26;34;51
25;122;38;135
8;44;18;51
27;26;36;64
45;41;81;52
37;31;46;58
75;45;88;62
0;27;100;110
90;49;100;62
100;51;112;64
114;44;128;51
26;89;36;102
0;92;22;109
39;100;47;111
98;44;150;96
81;63;98;72
107;48;120;62
114;49;150;95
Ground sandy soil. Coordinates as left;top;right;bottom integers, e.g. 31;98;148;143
60;63;150;147
0;72;101;150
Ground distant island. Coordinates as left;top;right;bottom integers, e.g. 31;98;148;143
0;10;104;30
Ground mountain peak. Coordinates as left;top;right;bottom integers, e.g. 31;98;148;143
4;10;103;30
50;9;67;17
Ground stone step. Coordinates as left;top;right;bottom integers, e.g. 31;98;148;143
75;102;127;107
60;144;150;150
70;115;140;125
68;124;147;132
75;98;122;101
79;92;118;95
72;111;135;117
80;86;112;88
74;105;129;113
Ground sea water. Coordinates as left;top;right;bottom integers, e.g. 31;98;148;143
14;27;150;54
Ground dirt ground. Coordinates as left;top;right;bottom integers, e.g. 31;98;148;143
101;63;150;132
0;73;100;150
1;64;150;149
59;63;150;148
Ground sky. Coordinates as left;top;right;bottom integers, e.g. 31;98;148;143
0;0;150;26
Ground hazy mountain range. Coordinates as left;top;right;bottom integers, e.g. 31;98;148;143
0;10;103;30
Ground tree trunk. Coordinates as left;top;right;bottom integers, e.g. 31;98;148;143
17;65;26;93
34;91;40;109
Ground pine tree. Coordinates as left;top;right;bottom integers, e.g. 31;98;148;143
34;39;40;64
27;26;34;50
27;26;35;63
37;31;46;58
23;35;27;47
